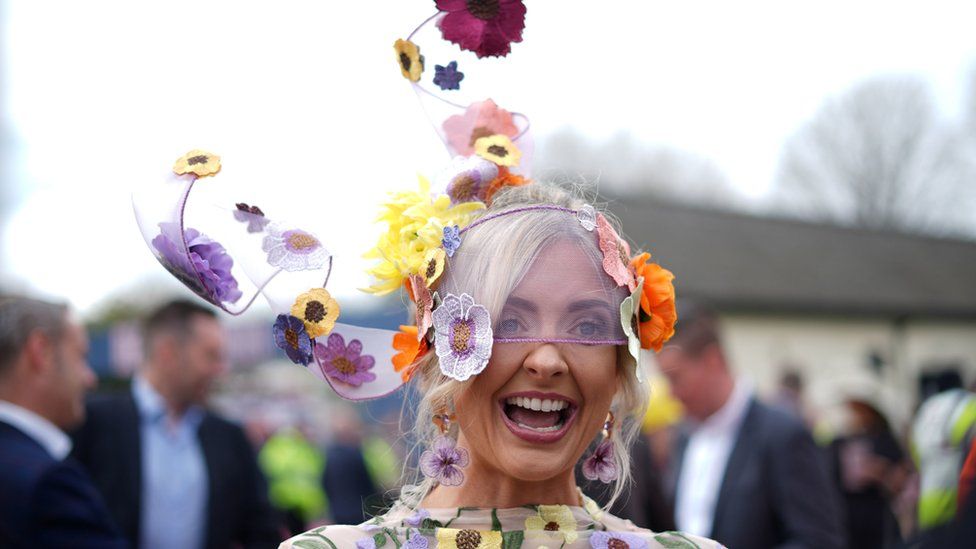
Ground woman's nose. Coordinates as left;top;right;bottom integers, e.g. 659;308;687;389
522;343;569;379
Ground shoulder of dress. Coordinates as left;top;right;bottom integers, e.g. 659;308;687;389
647;530;727;548
279;524;376;549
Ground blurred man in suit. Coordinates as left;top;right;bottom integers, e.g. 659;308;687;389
0;295;127;548
72;299;280;548
659;302;845;549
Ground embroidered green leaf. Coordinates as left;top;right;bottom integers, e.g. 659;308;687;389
373;532;387;547
501;529;524;549
293;540;332;549
382;528;402;549
491;509;502;531
443;507;466;528
654;532;701;549
420;518;444;529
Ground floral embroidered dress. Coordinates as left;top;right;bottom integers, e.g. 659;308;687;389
280;494;722;549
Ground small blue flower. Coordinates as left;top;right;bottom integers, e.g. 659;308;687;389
433;61;464;91
442;225;462;257
405;530;429;549
404;508;430;527
272;314;313;366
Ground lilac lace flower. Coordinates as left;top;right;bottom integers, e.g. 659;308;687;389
355;537;376;549
315;332;377;387
431;293;493;381
404;508;430;527
152;222;243;305
405;530;429;549
433;61;464;90
262;223;330;272
582;439;618;484
590;531;648;549
233;202;270;233
441;225;462;257
420;435;469;486
273;314;313;366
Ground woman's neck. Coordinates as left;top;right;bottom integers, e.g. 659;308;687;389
420;444;582;508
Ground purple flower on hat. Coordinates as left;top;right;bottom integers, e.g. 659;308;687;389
431;293;493;381
590;531;648;549
233;202;270;233
152;222;243;305
582;439;618;484
315;333;377;387
420;435;469;486
405;531;429;549
442;225;461;257
273;314;313;366
433;61;464;90
404;508;430;527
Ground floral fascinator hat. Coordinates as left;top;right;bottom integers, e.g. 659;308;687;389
133;1;677;401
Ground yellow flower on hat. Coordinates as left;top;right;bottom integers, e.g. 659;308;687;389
524;505;578;543
290;288;340;338
394;38;424;82
474;134;521;167
436;528;502;549
421;248;446;288
173;149;221;178
364;176;484;295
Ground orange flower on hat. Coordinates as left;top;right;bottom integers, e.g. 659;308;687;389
392;325;428;382
484;166;530;205
629;252;677;352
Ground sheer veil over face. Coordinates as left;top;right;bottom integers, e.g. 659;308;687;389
453;239;622;485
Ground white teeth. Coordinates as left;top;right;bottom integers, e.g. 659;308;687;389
504;396;570;412
516;422;563;432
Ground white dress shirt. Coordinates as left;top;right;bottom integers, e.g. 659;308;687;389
675;381;753;537
0;399;72;460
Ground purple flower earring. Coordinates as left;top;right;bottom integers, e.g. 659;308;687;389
582;411;618;483
420;412;469;486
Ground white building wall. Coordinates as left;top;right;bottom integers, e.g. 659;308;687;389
713;313;976;432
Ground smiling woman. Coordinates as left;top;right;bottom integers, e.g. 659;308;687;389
282;182;715;548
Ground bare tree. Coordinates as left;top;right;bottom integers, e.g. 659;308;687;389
535;129;744;209
772;75;976;236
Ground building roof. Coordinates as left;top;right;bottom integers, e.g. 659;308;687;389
610;196;976;318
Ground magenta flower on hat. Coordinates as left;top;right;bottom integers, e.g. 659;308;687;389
590;531;648;549
420;434;469;486
273;314;313;366
152;222;243;305
582;439;618;484
315;333;377;387
431;293;493;381
435;0;527;59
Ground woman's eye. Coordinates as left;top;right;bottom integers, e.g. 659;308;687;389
571;318;609;339
497;318;524;334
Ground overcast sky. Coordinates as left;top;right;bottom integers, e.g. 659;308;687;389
3;0;975;313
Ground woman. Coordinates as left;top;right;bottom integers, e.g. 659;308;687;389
282;182;721;548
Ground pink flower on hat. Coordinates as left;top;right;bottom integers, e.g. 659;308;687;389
442;99;519;157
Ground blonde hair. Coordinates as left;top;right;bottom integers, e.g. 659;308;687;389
398;181;650;509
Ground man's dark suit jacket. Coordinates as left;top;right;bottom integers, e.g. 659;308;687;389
71;392;282;549
671;398;846;549
0;420;127;549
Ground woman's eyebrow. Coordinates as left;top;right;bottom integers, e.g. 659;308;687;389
566;299;615;316
503;296;537;312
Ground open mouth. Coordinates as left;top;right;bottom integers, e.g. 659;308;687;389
499;393;578;443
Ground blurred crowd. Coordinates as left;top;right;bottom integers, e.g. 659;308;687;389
1;294;974;548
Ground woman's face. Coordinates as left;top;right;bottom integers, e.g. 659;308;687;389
454;240;621;482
